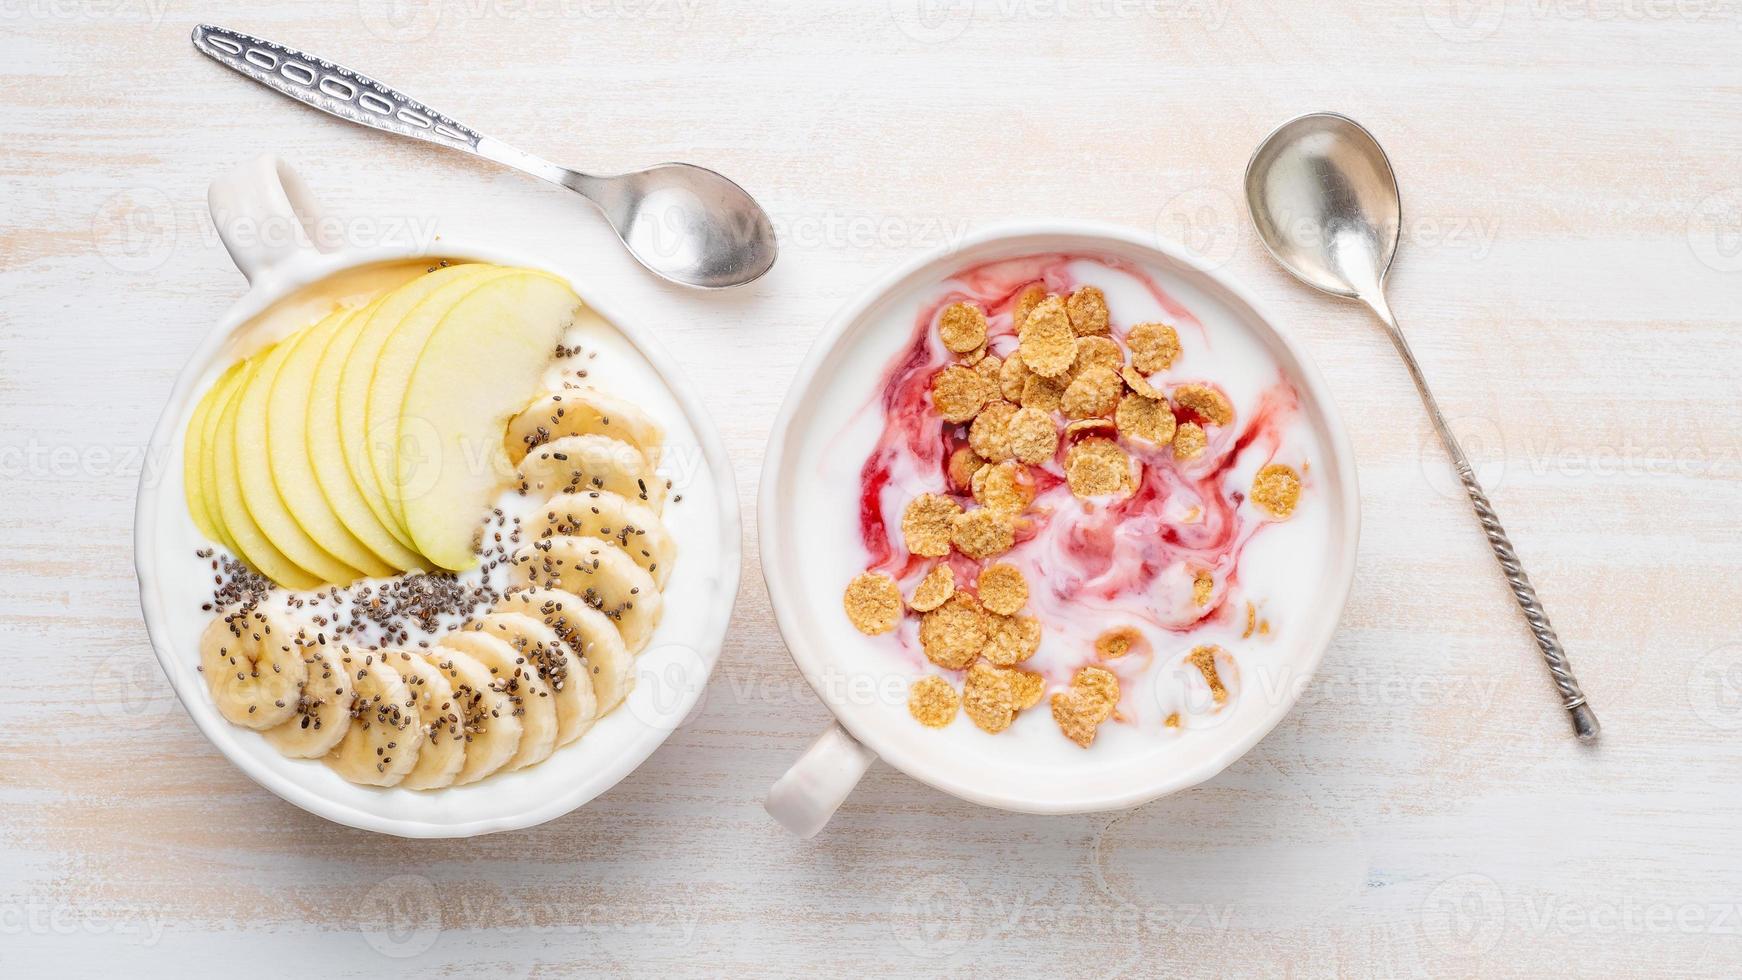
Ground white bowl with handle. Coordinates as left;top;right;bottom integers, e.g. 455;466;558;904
760;223;1360;837
134;155;740;837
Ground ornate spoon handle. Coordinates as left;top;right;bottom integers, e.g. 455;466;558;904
190;25;570;185
1372;298;1600;742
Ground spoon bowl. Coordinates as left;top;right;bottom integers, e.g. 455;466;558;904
571;163;778;289
1245;113;1400;301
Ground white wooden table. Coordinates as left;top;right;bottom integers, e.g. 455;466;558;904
3;2;1740;975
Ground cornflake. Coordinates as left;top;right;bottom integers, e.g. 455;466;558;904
1188;645;1229;704
1019;374;1067;413
1115;392;1177;445
1066;285;1111;335
902;493;961;557
981;613;1041;666
843;572;902;635
952;507;1015;559
1064;418;1117;440
1011;670;1047;710
938;301;989;353
1017;295;1076;378
1172;421;1207;461
968;400;1018;463
999;353;1031;401
1251;463;1302;519
1095;626;1144;660
919;593;989;669
909;564;956;612
973;460;1034;517
977;563;1028;615
1173;383;1234;427
946;447;985;490
1193;570;1214;607
1071;335;1123;377
1007;406;1059;465
1065;438;1134;498
1120;364;1164;400
908;675;960;728
1062;365;1122;420
1051;666;1120;748
931;365;994;423
1009;283;1048;332
963;660;1017;733
1128;321;1181;373
974;353;1003;386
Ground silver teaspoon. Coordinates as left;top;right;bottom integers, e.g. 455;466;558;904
1244;111;1599;742
192;24;777;289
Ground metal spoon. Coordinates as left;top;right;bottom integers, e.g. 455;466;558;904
191;24;777;289
1244;111;1599;742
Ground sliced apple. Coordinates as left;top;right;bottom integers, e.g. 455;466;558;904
184;360;243;549
366;266;521;533
212;357;323;590
266;310;394;579
307;296;427;573
200;363;249;553
337;263;496;548
234;328;365;585
396;270;581;570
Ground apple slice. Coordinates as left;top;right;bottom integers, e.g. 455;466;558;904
201;361;251;555
266;310;394;578
397;270;580;569
184;360;243;549
307;297;427;573
212;357;323;590
366;266;521;533
234;327;365;585
336;263;494;548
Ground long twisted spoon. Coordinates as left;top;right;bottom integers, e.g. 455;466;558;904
192;24;776;289
1244;111;1599;742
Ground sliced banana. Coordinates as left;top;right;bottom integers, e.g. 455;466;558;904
496;586;635;716
263;635;350;758
516;434;666;513
387;650;467;791
506;389;662;468
418;647;522;787
538;489;676;589
472;612;596;747
441;629;559;771
324;648;423;787
198;609;308;730
508;535;663;653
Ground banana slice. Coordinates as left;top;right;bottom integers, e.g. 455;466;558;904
472;612;596;747
263;635;350;758
496;586;634;716
198;609;308;730
386;650;467;791
506;389;662;468
508;536;663;653
324;648;423;787
441;629;559;771
538;489;676;588
516;434;665;513
418;647;523;786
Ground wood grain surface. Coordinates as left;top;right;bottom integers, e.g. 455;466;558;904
2;1;1740;976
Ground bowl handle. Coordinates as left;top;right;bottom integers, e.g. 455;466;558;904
206;154;329;290
765;723;877;838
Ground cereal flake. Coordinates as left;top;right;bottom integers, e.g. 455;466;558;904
1251;463;1302;519
938;301;989;353
1019;373;1068;413
1017;295;1076;378
1011;670;1047;710
843;572;902;635
1064;438;1134;498
1173;383;1234;427
952;507;1015;560
968;399;1018;463
981;613;1041;666
1062;366;1122;420
931;365;994;423
909;564;956;612
1188;645;1229;704
963;660;1016;734
973;460;1034;517
1114;392;1177;445
947;447;985;491
1128;321;1181;373
1172;421;1207;461
976;563;1028;616
918;593;989;670
908;675;960;728
1007;406;1059;465
1066;285;1111;335
1095;626;1144;660
902;493;961;557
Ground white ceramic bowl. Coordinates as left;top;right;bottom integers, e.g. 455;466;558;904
761;222;1360;836
134;156;740;837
